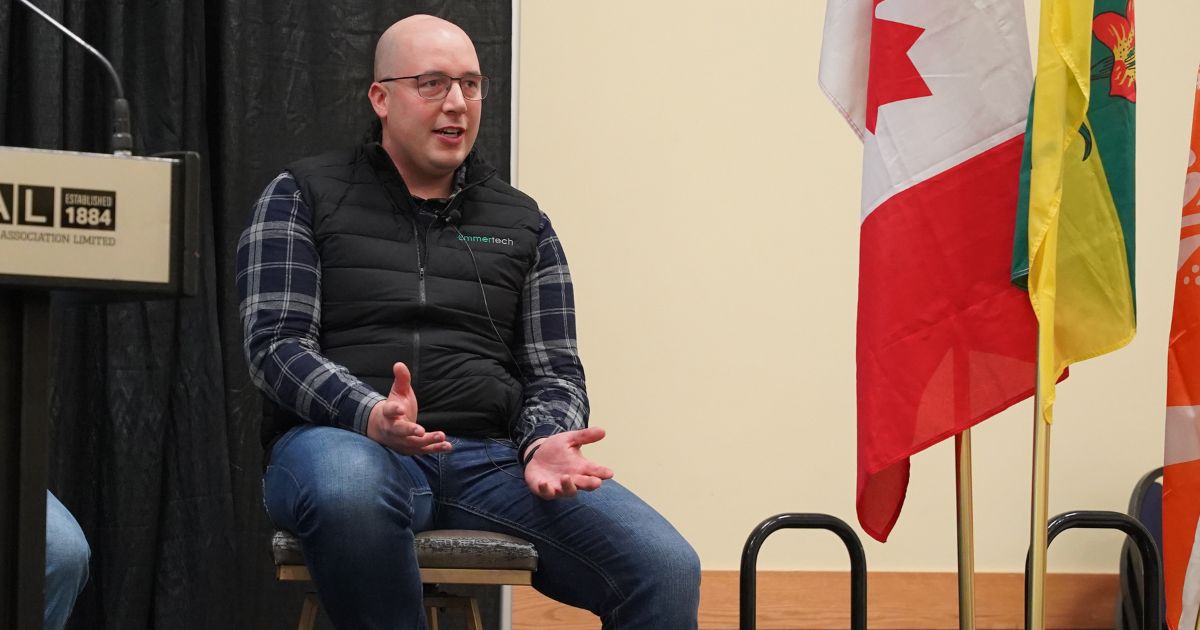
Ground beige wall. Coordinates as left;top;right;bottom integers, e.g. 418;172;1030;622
515;0;1195;573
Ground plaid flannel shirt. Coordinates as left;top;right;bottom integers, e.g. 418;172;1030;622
236;171;588;455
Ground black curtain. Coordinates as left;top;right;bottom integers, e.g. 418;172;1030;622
0;1;512;628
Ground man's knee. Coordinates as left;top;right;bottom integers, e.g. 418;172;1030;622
45;532;90;588
45;501;90;594
649;537;701;591
602;533;700;627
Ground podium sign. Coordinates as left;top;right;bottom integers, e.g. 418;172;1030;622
0;146;198;295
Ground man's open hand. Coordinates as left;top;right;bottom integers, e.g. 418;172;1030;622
523;427;614;499
366;362;451;455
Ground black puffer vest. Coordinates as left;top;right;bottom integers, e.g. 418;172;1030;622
261;143;542;448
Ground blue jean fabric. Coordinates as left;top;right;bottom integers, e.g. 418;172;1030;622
263;425;700;629
45;491;89;630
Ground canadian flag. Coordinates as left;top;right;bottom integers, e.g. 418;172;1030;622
819;0;1040;541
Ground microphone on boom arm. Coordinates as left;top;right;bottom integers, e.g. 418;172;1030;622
17;0;134;155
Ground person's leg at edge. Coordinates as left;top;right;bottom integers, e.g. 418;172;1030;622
45;490;89;630
436;438;701;630
263;424;435;630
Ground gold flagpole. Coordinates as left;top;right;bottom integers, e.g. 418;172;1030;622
956;430;976;630
1028;383;1051;630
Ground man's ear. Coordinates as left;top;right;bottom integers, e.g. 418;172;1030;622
368;82;389;118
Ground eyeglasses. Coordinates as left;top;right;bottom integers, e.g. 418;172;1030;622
377;72;490;101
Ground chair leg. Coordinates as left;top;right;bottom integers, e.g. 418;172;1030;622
424;593;482;630
298;592;319;630
466;597;483;630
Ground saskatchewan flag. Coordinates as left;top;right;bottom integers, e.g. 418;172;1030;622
1012;0;1136;424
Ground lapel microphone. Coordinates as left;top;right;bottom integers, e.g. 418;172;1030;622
441;206;463;226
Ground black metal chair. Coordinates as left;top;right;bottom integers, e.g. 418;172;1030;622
1115;467;1166;630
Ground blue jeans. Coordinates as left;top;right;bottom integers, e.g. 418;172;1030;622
263;425;700;629
45;491;89;630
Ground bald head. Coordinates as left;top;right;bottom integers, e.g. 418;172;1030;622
374;15;476;80
367;14;483;199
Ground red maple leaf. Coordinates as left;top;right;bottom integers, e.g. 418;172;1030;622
865;4;932;135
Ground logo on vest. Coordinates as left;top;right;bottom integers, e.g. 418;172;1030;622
457;234;516;247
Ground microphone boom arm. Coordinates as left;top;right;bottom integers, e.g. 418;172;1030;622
16;0;133;155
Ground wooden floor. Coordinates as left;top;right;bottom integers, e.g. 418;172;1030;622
512;570;1119;630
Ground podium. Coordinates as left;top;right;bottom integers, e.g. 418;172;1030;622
0;146;200;627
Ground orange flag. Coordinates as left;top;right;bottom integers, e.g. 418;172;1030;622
1164;67;1200;630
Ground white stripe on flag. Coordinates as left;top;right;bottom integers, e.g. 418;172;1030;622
1181;520;1200;630
1167;406;1200;466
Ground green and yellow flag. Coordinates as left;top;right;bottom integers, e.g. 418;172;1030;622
1012;0;1136;423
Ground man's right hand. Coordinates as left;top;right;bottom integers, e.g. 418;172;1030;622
366;362;452;455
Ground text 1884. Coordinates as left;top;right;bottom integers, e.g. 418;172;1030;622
62;206;115;230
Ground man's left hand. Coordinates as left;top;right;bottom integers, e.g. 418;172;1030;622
523;427;615;500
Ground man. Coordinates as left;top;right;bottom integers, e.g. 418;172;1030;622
237;14;700;629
